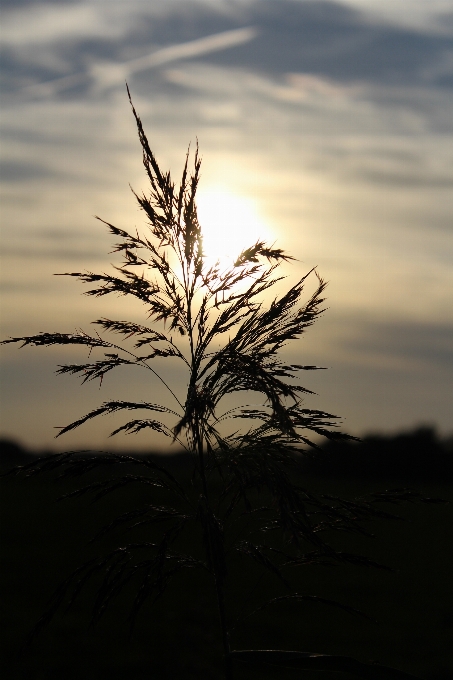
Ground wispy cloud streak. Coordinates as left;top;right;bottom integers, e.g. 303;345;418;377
22;26;258;98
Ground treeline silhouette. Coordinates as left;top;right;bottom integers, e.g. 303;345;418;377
2;426;452;482
304;426;453;482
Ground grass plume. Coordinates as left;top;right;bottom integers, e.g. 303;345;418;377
2;86;428;680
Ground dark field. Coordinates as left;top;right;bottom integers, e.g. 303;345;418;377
1;431;452;680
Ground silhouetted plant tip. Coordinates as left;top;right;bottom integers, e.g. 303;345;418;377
2;86;427;680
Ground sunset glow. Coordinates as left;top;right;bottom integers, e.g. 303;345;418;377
197;188;273;267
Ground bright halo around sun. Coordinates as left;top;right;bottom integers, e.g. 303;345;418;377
196;187;273;268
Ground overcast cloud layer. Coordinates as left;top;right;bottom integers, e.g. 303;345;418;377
1;0;452;450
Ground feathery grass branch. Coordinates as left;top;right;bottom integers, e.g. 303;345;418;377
1;87;428;680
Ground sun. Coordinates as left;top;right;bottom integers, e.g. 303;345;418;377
196;187;272;267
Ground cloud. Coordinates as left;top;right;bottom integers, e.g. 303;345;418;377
340;0;453;34
337;317;453;370
0;0;78;7
2;0;453;102
6;24;258;98
89;26;258;94
1;3;121;47
286;312;453;436
0;159;55;182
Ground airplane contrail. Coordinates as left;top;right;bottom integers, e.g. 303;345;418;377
24;26;258;98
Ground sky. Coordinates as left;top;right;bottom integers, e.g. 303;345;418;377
1;0;452;452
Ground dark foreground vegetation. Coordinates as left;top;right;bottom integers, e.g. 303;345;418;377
1;428;452;680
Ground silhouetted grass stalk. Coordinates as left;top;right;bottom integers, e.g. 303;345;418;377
2;87;431;680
